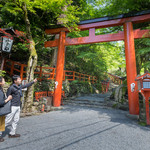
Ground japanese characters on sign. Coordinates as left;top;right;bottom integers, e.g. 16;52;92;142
1;37;13;53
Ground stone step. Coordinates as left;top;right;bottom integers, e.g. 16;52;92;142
63;98;106;107
63;101;105;106
64;98;104;103
63;93;112;108
63;101;107;108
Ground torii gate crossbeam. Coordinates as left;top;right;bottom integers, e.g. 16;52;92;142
45;10;150;115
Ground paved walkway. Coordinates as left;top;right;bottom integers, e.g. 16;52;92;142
0;105;150;150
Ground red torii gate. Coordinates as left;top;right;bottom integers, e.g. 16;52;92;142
45;11;150;115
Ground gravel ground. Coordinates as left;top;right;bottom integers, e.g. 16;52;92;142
0;105;150;150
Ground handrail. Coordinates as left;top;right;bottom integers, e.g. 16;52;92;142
101;81;110;93
107;73;124;84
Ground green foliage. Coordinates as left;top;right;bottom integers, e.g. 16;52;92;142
68;80;95;96
66;40;126;80
93;82;102;92
135;38;150;74
1;0;150;94
91;0;150;75
0;70;6;77
112;103;118;108
34;79;55;92
66;44;107;81
11;43;29;62
57;1;85;32
0;0;86;63
94;0;150;16
138;121;147;126
34;79;101;98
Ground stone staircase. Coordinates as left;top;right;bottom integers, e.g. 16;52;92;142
63;93;111;108
63;81;129;111
63;81;117;108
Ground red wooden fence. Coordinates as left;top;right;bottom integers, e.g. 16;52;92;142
35;91;65;101
2;58;125;94
107;73;123;85
3;58;97;83
101;81;110;93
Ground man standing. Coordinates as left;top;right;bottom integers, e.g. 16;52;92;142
6;75;37;138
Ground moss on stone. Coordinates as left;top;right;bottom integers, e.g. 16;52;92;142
112;103;118;108
138;121;147;126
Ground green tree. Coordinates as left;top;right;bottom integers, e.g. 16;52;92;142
75;0;150;75
0;0;84;112
94;0;150;74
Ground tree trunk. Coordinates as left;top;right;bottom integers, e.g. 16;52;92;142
22;3;37;113
51;47;58;68
23;40;37;112
50;34;59;67
136;55;142;75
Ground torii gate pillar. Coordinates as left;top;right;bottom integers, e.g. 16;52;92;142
53;31;66;107
124;22;139;115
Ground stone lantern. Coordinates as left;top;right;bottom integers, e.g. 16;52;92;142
135;72;150;125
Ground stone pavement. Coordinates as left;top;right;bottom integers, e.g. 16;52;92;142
0;105;150;150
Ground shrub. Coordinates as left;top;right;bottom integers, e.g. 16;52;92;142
34;79;101;97
68;80;95;97
0;70;6;77
34;79;55;92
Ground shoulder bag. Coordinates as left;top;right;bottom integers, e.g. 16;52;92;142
0;101;11;116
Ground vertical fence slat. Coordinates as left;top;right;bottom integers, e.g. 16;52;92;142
3;58;6;71
73;72;75;80
52;68;55;80
63;70;65;80
20;64;24;80
79;74;81;81
10;61;15;76
39;66;42;81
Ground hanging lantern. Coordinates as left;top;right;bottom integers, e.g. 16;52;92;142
1;37;13;53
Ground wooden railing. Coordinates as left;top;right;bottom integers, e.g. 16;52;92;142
63;71;97;83
101;81;110;93
3;58;97;83
35;91;65;101
107;73;123;85
4;58;27;80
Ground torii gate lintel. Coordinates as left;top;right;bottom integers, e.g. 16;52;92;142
45;28;150;47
